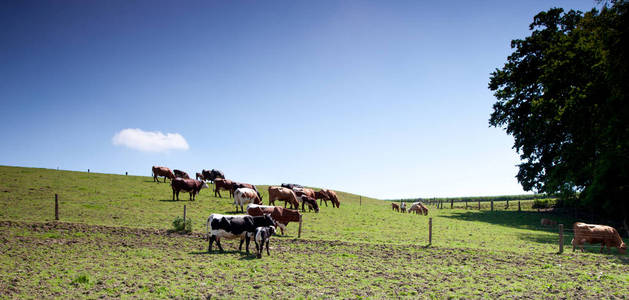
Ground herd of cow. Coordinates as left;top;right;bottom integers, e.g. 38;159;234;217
151;165;340;258
391;201;429;215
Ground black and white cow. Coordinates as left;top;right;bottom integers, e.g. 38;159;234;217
250;226;275;258
206;213;276;253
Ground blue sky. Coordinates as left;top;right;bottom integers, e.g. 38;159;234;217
0;0;598;199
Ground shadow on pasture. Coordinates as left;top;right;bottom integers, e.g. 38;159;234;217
443;210;576;232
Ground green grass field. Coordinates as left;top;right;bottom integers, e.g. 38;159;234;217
1;165;628;298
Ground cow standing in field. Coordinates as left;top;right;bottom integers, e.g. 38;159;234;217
233;188;262;213
247;204;301;235
173;169;190;179
152;166;175;183
171;178;209;201
206;213;276;253
268;186;300;210
298;195;319;213
325;189;340;208
202;169;225;183
281;183;303;190
571;222;627;254
400;202;407;213
250;226;276;258
214;178;235;198
315;190;331;207
232;182;260;199
409;202;428;215
392;203;400;212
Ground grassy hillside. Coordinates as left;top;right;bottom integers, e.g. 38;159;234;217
1;165;628;298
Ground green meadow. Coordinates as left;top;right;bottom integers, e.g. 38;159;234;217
1;165;628;298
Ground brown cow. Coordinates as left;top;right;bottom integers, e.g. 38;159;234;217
247;204;301;235
152;166;175;183
171;178;209;201
295;188;315;202
298;195;319;213
572;222;627;254
392;203;400;212
214;178;235;198
173;169;190;179
232;182;260;199
315;190;331;207
540;218;557;227
196;172;205;181
409;202;428;215
268;186;300;210
202;169;225;183
326;189;340;208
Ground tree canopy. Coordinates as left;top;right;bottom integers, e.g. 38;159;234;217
488;1;629;224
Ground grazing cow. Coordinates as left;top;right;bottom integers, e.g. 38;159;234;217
401;202;407;213
202;169;225;183
232;182;260;199
214;178;235;198
315;190;331;207
298;195;319;213
281;183;303;190
206;213;276;253
250;226;276;258
392;203;400;212
540;218;557;227
325;189;340;208
173;169;190;179
571;222;627;254
171;178;209;201
234;188;262;213
196;172;205;181
247;204;301;235
152;166;175;183
268;186;300;210
409;202;428;215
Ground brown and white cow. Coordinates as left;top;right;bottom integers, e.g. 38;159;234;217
247;204;301;235
152;166;175;183
409;202;428;215
233;188;262;213
171;178;209;201
571;222;626;254
268;186;300;210
232;182;260;199
214;178;235;198
173;169;190;179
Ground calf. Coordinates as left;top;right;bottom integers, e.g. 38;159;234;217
571;222;626;254
173;169;190;179
250;226;276;258
171;178;208;201
247;204;301;235
298;195;319;213
206;214;276;253
234;188;262;213
152;166;175;183
392;203;400;212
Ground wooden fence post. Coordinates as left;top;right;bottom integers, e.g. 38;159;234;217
298;214;303;238
506;199;509;209
54;194;59;221
183;205;187;225
491;200;494;211
558;224;564;254
518;200;521;212
478;200;481;210
428;218;432;245
360;196;362;206
450;199;453;209
465;200;468;209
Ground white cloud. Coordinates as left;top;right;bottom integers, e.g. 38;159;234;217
112;128;189;152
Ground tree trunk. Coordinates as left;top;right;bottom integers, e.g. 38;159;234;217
623;217;629;238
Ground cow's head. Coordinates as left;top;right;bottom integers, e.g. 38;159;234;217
263;213;276;227
201;181;209;190
620;242;627;254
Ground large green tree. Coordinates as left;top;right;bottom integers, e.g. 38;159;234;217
489;1;629;228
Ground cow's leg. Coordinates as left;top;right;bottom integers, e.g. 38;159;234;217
208;235;215;252
245;236;251;254
216;238;224;252
172;189;176;201
239;238;244;251
323;199;328;207
266;239;270;256
163;176;167;183
254;239;260;257
301;201;305;212
571;239;575;252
